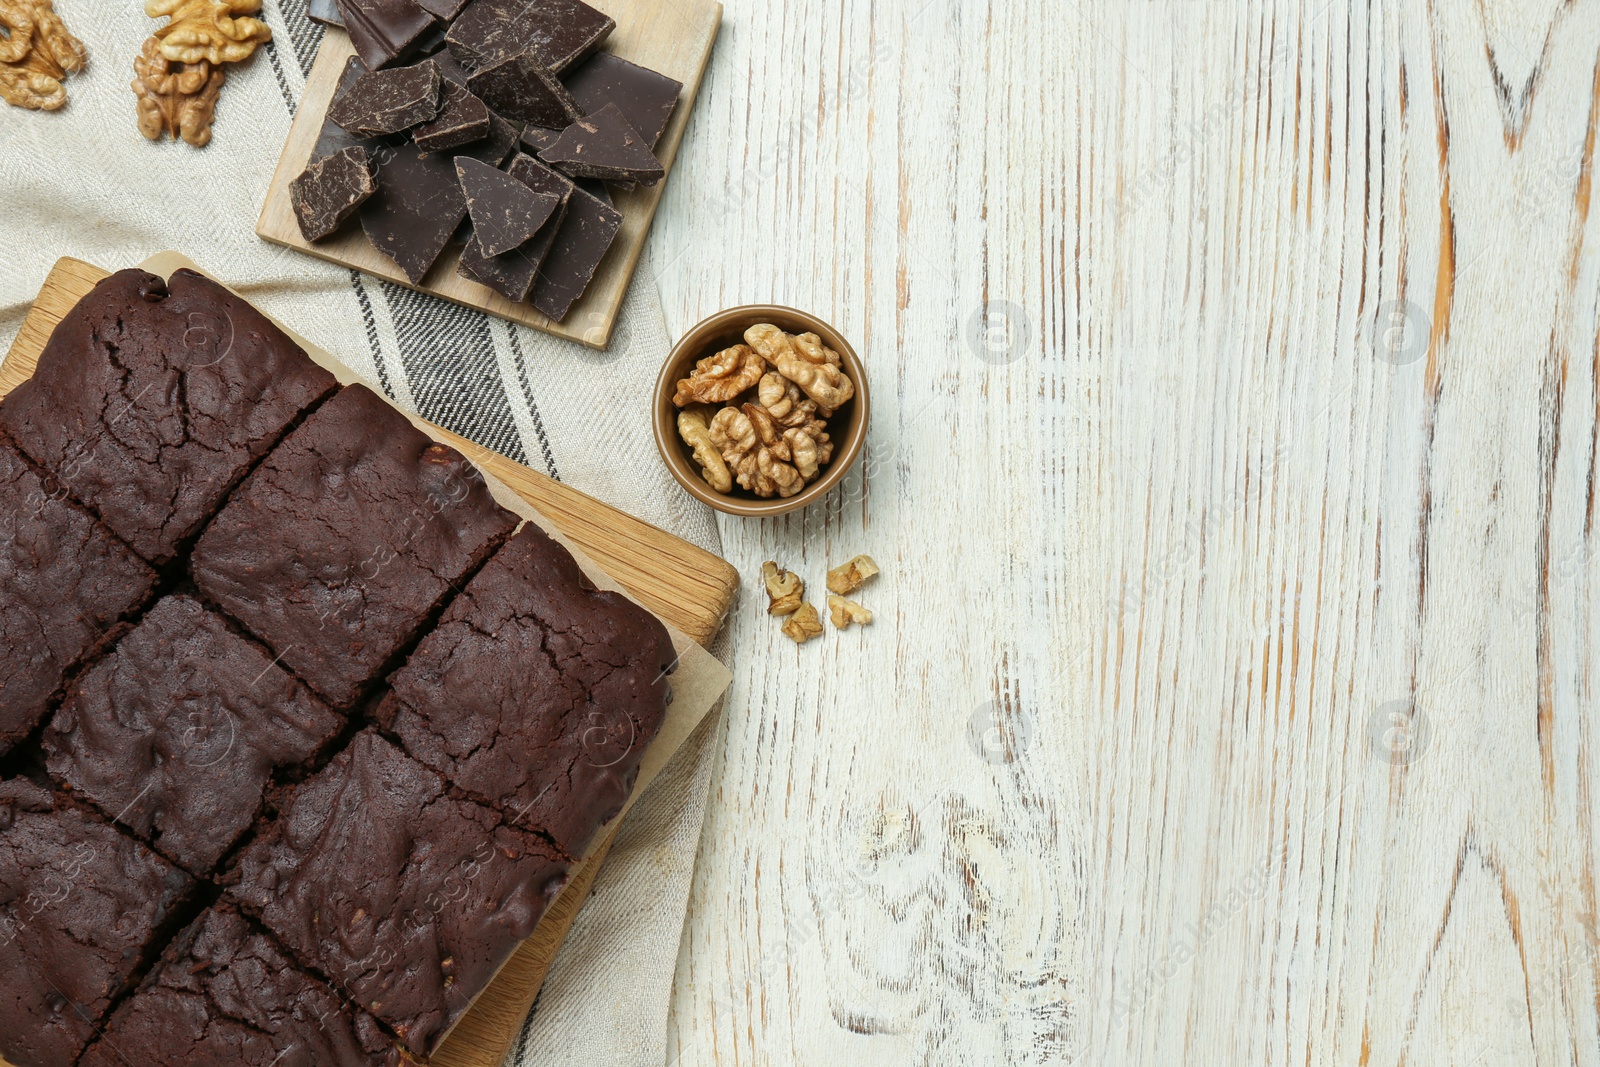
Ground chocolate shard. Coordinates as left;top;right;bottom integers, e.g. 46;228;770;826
328;59;442;137
334;0;437;70
308;0;345;27
519;125;560;154
458;153;574;301
539;103;664;185
290;146;378;241
359;119;518;283
456;156;562;257
467;50;583;128
430;47;473;87
561;52;682;149
531;180;621;321
446;0;614;74
414;80;491;151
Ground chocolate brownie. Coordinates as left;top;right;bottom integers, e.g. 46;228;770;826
80;906;399;1067
377;524;674;857
0;779;193;1067
0;269;339;564
226;731;569;1057
42;596;345;877
192;384;517;708
0;437;156;758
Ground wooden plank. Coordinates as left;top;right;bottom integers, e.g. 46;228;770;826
0;256;736;1067
256;1;722;350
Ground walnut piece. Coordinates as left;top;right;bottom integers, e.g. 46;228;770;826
761;562;803;616
147;0;271;65
0;0;87;111
781;603;824;644
132;34;224;147
756;372;822;431
677;407;732;494
709;406;804;499
745;324;855;417
673;344;765;407
828;595;873;629
827;555;880;595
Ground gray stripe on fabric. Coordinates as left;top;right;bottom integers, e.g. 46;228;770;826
277;0;326;78
381;283;530;466
505;326;561;481
351;271;397;398
262;36;297;113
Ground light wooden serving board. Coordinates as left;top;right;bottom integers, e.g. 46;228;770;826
257;0;722;350
0;257;739;1067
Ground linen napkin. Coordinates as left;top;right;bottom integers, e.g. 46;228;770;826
0;3;725;1064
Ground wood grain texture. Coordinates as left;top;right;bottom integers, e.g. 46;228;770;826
0;256;734;1067
257;0;722;350
650;1;1600;1064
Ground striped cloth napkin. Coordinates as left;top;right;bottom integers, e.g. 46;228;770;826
0;3;724;1064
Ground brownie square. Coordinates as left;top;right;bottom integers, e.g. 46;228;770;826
192;384;517;708
0;438;156;758
42;596;345;877
226;731;569;1057
0;269;339;565
377;524;674;857
0;779;193;1067
80;906;398;1067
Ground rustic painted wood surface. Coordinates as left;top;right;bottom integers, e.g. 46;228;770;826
649;1;1600;1063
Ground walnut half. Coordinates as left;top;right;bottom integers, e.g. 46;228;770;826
673;343;765;407
132;34;224;147
147;0;271;66
0;0;87;112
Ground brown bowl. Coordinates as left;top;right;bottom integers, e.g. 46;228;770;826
654;306;869;517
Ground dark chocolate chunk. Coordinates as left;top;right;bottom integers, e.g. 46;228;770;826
290;145;378;241
456;156;562;256
457;152;573;300
312;58;396;162
562;51;682;149
414;80;491;151
329;59;442;136
520;124;560;154
539;102;664;185
357;116;516;282
308;0;345;27
430;46;473;87
334;0;436;70
415;0;470;18
446;0;614;73
468;50;583;127
531;179;621;321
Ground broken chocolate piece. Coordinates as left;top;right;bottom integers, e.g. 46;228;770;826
291;146;378;241
328;59;442;137
430;47;473;87
539;103;664;185
308;0;345;27
359;116;518;282
520;125;560;154
334;0;437;70
468;50;583;128
446;0;614;73
414;80;490;151
312;58;399;162
458;153;574;301
531;180;621;321
562;51;682;149
456;157;562;256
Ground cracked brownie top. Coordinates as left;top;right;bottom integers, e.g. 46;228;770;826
0;269;338;565
192;384;518;708
377;523;675;857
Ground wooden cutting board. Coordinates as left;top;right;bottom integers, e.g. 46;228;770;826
0;257;739;1067
257;0;722;350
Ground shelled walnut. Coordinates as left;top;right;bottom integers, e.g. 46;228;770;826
827;595;872;630
827;555;879;596
761;562;803;616
672;325;855;500
134;0;270;146
781;603;823;644
0;0;87;112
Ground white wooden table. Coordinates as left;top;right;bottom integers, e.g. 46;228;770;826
652;1;1600;1063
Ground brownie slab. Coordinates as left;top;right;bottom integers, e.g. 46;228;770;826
42;596;345;877
0;269;339;565
226;732;569;1057
80;906;398;1067
378;524;674;857
192;384;517;708
0;439;156;758
0;779;193;1067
